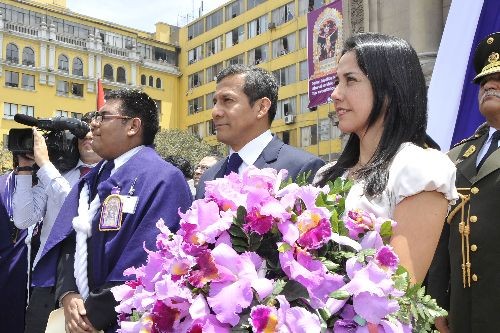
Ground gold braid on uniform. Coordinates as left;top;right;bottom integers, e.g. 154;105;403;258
447;189;471;287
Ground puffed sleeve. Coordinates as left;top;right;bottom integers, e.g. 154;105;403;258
388;144;458;206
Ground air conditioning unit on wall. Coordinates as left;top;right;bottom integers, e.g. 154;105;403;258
268;22;276;30
284;115;295;124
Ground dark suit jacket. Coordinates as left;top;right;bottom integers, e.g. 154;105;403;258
427;124;500;333
196;136;325;199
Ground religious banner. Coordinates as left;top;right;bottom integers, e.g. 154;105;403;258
307;0;343;109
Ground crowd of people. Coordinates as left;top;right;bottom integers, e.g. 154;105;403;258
0;30;498;332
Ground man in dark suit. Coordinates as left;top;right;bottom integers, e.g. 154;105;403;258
196;65;325;199
427;32;500;333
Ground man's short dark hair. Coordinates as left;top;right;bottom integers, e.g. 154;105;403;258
165;155;192;179
105;89;159;145
216;65;278;124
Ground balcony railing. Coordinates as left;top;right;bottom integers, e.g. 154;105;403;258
5;22;38;37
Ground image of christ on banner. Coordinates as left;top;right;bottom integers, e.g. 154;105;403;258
307;0;343;109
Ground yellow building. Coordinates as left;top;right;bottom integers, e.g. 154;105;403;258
0;0;181;148
179;0;342;160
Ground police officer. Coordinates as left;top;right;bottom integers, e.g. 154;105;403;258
427;32;500;333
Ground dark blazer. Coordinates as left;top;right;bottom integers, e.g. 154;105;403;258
196;135;325;199
427;124;500;333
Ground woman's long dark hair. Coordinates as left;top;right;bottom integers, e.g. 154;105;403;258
316;33;428;197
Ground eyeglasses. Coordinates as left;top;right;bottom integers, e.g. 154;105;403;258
91;113;133;124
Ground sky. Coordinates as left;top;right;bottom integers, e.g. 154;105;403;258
66;0;230;32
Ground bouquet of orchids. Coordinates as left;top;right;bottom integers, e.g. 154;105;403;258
112;166;445;332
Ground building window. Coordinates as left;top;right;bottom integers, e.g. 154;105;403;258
271;2;295;26
227;53;244;66
72;57;84;76
206;9;223;30
6;43;19;63
4;103;17;119
319;118;336;141
225;0;243;21
71;112;83;119
276;97;297;119
117;67;126;83
22;47;35;66
22;74;35;90
20;105;34;117
188;123;204;139
299;61;308;81
156;78;162;89
188;71;203;89
5;71;19;88
206;119;216;136
299;93;311;114
272;33;296;58
71;83;84;97
103;64;114;81
299;28;307;49
273;64;296;86
206;62;223;83
149;76;154;87
248;44;268;65
188;96;204;115
248;15;268;39
141;74;146;85
247;0;266;10
55;110;69;117
187;20;204;40
206;92;215;110
225;25;244;48
206;36;223;56
301;125;318;147
57;80;69;96
188;45;203;64
58;54;69;72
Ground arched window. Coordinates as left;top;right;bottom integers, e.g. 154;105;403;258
22;47;35;66
103;64;114;81
117;67;126;83
72;57;84;76
156;78;162;89
6;43;19;63
141;74;146;85
58;54;69;72
149;75;154;87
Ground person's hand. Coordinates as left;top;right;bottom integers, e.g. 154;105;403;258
16;154;35;175
32;127;50;167
61;293;96;333
434;316;450;333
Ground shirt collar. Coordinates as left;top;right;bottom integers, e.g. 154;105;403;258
103;145;144;175
230;130;273;167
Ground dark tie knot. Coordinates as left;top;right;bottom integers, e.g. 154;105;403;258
477;131;500;170
225;153;243;175
99;160;115;182
491;130;500;141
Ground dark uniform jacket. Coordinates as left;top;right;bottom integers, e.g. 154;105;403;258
427;124;500;333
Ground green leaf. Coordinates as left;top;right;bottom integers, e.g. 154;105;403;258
228;224;246;238
272;279;286;296
329;290;350;300
248;232;262;251
379;220;393;239
282;280;309;302
235;206;247;227
231;237;248;248
277;242;292;252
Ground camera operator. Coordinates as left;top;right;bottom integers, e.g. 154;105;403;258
13;114;101;333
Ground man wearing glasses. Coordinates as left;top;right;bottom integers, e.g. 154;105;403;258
13;112;101;333
34;89;192;332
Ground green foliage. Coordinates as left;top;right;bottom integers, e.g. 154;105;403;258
0;149;13;173
153;129;225;169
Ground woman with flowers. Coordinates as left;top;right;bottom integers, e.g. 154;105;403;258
314;33;458;283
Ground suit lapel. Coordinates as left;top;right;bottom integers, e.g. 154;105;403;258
254;136;283;168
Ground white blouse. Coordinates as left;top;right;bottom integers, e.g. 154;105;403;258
315;143;459;219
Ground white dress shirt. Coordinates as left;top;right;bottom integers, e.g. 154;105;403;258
229;130;273;174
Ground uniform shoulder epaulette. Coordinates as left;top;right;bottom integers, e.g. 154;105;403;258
452;122;489;148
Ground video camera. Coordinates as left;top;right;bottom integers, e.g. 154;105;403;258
8;114;91;173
